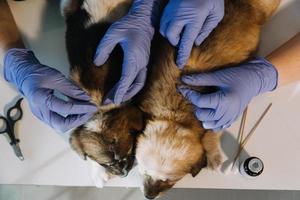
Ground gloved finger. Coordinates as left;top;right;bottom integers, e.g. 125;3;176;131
215;107;245;129
165;21;185;46
93;34;120;66
46;94;97;116
29;103;44;122
102;84;118;105
203;120;229;130
194;108;221;121
202;121;219;129
205;112;233;130
181;73;225;87
50;112;94;133
112;49;139;104
177;25;200;68
223;123;231;129
159;7;172;37
49;77;92;101
160;19;170;38
195;15;222;46
178;87;223;109
103;67;144;105
113;73;137;105
212;123;231;133
122;68;147;102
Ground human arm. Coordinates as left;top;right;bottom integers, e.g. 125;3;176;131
267;32;300;86
0;0;24;55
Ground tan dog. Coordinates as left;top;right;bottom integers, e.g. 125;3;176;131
135;0;280;198
61;0;141;178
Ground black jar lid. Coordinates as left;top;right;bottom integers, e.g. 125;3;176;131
243;157;264;177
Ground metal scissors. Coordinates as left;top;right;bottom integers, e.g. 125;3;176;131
0;98;24;161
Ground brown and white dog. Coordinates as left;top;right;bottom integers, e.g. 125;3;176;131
135;0;280;198
61;0;280;197
60;0;141;179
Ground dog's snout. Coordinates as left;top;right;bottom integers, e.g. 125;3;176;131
145;194;156;200
143;176;175;199
107;156;132;177
144;189;160;200
143;180;160;199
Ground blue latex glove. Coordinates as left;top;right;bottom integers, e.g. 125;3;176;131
94;0;161;105
160;0;224;68
178;57;278;132
3;48;97;133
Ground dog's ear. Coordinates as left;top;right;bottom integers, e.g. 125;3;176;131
69;128;87;160
190;154;208;177
60;0;82;18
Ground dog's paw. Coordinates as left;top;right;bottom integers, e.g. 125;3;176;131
202;131;223;170
92;171;109;188
207;152;223;170
87;158;110;188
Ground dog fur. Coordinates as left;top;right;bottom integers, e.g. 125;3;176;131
135;0;280;198
61;0;280;197
61;0;141;178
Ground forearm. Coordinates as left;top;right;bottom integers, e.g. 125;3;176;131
0;0;24;56
266;32;300;87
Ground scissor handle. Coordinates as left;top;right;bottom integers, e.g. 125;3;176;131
0;116;9;134
7;98;24;124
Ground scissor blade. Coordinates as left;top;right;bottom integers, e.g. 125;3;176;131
12;143;24;161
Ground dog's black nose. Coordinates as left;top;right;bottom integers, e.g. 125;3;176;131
145;194;156;200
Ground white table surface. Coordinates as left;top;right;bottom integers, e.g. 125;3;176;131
0;0;300;189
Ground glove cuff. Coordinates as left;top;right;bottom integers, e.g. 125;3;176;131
250;57;278;95
3;48;41;94
130;0;163;27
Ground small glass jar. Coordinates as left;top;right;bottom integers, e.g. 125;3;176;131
240;157;264;178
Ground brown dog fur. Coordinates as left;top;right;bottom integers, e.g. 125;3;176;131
61;0;280;196
135;0;280;198
61;0;140;177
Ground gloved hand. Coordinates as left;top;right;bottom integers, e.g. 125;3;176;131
178;57;278;132
4;48;97;133
94;0;161;105
160;0;224;68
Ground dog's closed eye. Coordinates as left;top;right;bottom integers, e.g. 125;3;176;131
103;162;115;167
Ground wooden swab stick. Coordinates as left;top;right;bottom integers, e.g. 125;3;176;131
231;107;248;170
238;107;248;144
231;103;272;169
241;103;272;148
